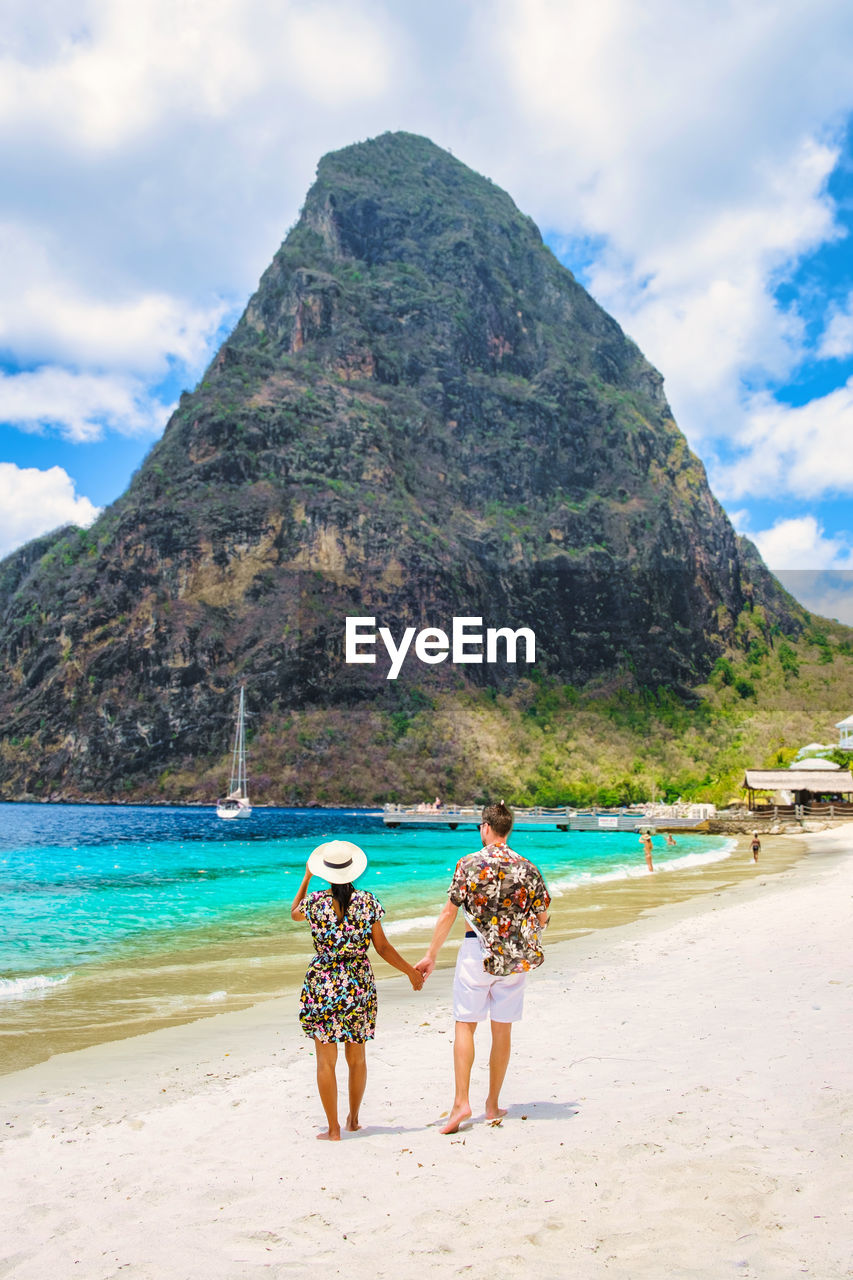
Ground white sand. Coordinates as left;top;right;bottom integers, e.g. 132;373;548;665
1;829;851;1280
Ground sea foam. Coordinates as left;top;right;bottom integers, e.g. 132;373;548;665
382;914;439;936
548;839;735;895
0;972;72;1001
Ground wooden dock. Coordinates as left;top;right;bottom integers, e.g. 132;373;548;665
382;805;709;832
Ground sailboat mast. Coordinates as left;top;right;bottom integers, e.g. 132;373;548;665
237;686;246;797
228;686;245;797
217;685;251;817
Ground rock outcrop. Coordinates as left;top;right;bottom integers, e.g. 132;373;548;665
0;132;806;801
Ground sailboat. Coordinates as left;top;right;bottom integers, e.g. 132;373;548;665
216;686;252;819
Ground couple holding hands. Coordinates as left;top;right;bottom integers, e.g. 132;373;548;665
290;802;551;1140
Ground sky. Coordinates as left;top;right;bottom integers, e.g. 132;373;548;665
1;0;853;623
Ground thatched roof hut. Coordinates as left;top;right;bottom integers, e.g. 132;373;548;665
743;768;853;807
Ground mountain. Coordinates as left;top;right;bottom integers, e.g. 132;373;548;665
0;131;839;805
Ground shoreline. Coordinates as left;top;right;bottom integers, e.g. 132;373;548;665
1;829;802;1076
0;829;825;1099
1;827;851;1277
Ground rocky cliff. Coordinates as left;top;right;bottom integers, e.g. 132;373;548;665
0;132;810;802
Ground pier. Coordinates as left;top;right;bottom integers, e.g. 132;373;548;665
382;804;712;832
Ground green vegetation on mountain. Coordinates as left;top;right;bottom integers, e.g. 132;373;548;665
146;610;853;808
0;132;850;804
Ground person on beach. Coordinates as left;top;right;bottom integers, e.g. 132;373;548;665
751;832;761;862
291;839;423;1141
641;830;654;871
415;801;550;1135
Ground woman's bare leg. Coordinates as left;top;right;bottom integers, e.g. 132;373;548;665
344;1041;367;1131
314;1039;341;1140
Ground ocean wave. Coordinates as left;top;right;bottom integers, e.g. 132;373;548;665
548;839;734;895
660;839;737;871
0;972;72;1001
382;914;439;936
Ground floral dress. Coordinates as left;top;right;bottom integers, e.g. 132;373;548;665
298;889;385;1043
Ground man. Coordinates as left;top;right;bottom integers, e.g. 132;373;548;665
416;801;550;1134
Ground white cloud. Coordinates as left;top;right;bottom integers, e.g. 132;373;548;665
818;290;853;360
0;221;227;374
270;4;397;107
0;3;262;148
0;1;398;150
772;569;853;625
0;461;100;559
485;0;850;253
736;514;853;624
713;382;853;500
480;0;853;464
748;514;853;570
0;368;172;442
584;139;836;444
0;1;402;460
2;0;853;539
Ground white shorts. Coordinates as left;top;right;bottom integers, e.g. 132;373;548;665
452;936;527;1023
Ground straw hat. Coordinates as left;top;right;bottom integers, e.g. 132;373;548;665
307;839;368;884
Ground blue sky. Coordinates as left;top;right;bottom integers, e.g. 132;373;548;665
1;0;853;622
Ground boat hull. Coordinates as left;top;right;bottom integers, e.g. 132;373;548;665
216;798;252;820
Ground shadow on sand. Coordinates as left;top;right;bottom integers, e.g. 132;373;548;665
498;1099;580;1122
333;1099;579;1139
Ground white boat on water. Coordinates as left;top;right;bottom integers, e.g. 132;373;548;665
217;686;252;819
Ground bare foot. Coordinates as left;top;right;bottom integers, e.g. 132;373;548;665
439;1106;472;1135
485;1105;507;1121
316;1129;341;1141
345;1114;362;1132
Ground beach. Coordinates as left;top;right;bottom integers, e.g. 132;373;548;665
0;808;765;1077
1;827;850;1279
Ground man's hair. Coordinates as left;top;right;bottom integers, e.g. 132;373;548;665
481;801;513;838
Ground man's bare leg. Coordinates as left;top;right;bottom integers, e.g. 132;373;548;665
440;1020;477;1133
344;1041;367;1131
314;1039;341;1140
485;1020;512;1120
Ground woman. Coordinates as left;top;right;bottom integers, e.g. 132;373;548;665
290;838;423;1141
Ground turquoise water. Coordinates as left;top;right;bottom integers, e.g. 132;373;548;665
0;803;734;998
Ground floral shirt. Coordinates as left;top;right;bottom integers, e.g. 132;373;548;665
448;842;550;976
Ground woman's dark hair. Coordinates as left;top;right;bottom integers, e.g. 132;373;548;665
331;881;355;918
